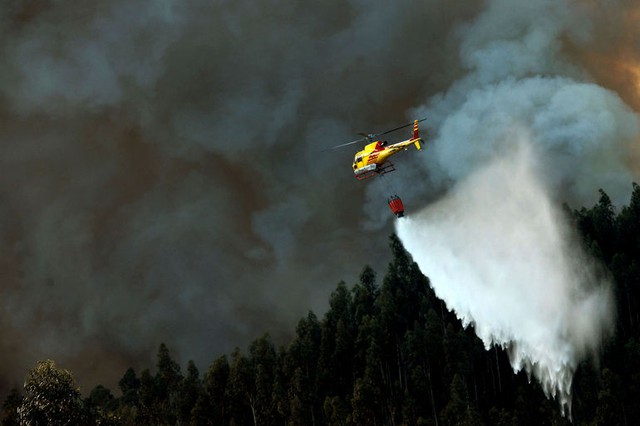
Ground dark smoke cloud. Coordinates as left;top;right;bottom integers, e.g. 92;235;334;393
0;0;479;392
0;0;638;397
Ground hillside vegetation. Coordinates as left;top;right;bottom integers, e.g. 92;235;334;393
3;184;639;426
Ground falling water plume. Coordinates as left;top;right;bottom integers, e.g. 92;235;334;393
396;135;615;417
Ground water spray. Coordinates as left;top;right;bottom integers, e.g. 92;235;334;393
396;136;615;417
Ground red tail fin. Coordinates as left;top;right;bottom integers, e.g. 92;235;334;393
413;120;419;139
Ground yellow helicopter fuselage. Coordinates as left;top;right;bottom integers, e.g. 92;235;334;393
352;137;422;179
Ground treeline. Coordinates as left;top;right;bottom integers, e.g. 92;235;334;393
2;184;639;426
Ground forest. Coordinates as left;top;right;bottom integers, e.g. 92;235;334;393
2;183;639;426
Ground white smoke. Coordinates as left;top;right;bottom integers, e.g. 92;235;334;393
417;77;638;207
391;1;639;415
397;136;614;416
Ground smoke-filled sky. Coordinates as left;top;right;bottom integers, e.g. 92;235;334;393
0;0;639;394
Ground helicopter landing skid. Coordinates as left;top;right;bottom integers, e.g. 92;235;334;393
355;163;396;180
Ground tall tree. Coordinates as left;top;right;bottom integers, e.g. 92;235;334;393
1;388;22;426
373;235;431;424
352;266;379;325
574;189;616;261
153;343;183;425
18;360;83;426
115;367;140;424
84;384;118;424
176;360;202;425
227;348;256;426
319;282;355;400
593;368;626;425
157;343;182;402
352;266;380;379
137;369;156;424
615;183;640;336
118;367;140;400
193;354;230;425
285;311;322;426
248;334;280;425
441;373;482;426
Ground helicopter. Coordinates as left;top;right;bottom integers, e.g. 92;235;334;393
329;118;426;180
328;118;426;217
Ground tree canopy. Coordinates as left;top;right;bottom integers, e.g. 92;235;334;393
3;183;640;425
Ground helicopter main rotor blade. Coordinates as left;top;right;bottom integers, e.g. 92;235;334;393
373;117;427;138
323;118;426;151
323;137;367;151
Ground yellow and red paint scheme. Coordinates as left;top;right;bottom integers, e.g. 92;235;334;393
352;120;423;180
